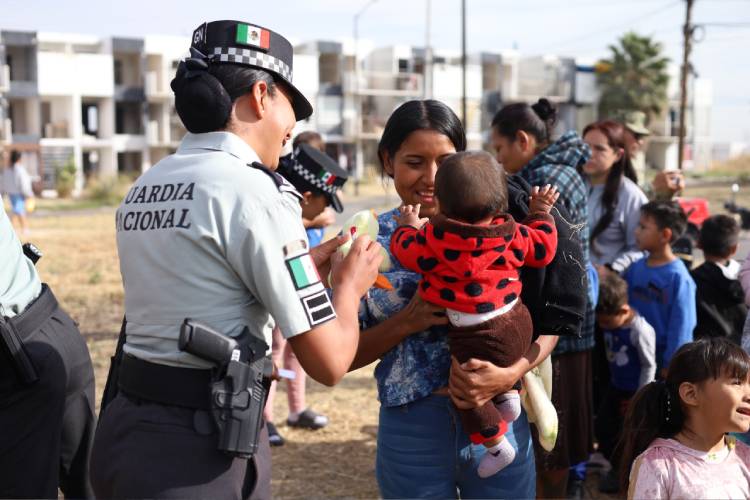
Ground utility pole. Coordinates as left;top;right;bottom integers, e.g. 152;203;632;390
461;0;467;126
677;0;695;170
424;0;433;99
353;0;378;195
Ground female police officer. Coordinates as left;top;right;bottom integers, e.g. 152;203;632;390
90;20;382;499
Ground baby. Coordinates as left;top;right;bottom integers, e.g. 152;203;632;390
390;150;559;478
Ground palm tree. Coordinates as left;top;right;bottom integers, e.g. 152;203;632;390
595;32;670;124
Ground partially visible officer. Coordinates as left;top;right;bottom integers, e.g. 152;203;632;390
90;20;382;499
0;209;96;498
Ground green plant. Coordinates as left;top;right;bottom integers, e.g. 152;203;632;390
55;157;78;198
84;174;134;206
596;32;670;124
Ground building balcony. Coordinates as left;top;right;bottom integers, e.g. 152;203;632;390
343;71;423;97
12;133;41;144
516;78;573;103
43;120;71;139
8;80;38;98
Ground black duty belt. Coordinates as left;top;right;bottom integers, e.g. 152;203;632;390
118;354;212;410
7;284;58;340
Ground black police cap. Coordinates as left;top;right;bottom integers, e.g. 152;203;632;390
191;20;312;120
280;144;348;213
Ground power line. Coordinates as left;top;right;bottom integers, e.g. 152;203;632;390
533;0;683;51
697;22;750;27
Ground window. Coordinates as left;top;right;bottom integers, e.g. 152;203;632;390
6;54;13;81
114;59;124;85
82;104;99;136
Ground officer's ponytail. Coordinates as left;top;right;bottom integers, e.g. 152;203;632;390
171;50;277;134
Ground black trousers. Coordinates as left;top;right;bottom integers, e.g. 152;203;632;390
0;286;96;499
90;393;272;499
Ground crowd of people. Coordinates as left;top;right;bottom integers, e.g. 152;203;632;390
2;18;750;500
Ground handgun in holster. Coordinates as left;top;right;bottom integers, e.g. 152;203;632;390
178;318;272;458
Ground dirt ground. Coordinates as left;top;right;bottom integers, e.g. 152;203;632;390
15;179;750;499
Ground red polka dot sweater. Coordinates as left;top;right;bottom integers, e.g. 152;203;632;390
390;211;557;314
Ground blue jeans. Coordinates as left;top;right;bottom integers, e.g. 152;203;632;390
376;394;535;499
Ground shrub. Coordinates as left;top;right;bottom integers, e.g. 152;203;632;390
84;174;134;206
55;157;78;198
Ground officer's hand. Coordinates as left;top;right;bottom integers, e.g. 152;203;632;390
311;234;350;286
330;235;383;297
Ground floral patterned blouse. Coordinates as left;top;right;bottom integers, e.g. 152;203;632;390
359;207;451;407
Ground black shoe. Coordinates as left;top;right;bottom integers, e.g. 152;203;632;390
267;422;285;447
287;408;328;430
598;469;620;494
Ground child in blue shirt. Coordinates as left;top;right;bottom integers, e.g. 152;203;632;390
624;201;696;375
594;271;656;493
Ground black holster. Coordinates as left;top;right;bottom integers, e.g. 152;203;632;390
117;321;272;459
211;355;273;458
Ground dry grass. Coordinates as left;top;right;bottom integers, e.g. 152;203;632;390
707;154;750;179
21;209;382;498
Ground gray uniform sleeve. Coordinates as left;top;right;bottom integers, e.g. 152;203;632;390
630;315;657;388
227;193;336;340
610;187;648;273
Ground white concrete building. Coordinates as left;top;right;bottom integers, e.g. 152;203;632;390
1;29;713;191
0;30;187;192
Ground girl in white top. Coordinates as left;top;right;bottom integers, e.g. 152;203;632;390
621;338;750;499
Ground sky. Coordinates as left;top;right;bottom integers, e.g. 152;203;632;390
3;0;750;143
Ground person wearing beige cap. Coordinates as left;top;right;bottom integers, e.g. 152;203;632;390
620;111;651;181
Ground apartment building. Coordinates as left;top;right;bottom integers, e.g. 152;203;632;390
0;29;712;192
0;30;188;193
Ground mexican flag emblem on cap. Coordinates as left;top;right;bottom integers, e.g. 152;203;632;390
318;171;336;185
236;24;270;49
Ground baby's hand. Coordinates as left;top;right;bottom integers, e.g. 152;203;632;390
393;204;429;229
529;185;560;214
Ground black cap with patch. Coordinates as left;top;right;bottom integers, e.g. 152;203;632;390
278;144;348;213
190;20;312;120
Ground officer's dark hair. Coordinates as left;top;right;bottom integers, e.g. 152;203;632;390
293;131;325;152
172;63;277;134
699;214;739;258
10;150;21;165
640;200;687;244
596;272;629;316
491;98;557;148
377;100;466;176
435;151;508;223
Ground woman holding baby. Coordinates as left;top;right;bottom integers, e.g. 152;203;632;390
351;99;587;498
